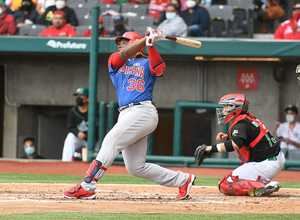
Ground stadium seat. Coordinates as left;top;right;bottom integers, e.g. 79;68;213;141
127;16;154;35
232;8;249;37
74;4;91;25
208;5;233;21
121;3;148;17
101;3;121;13
227;0;254;10
209;18;227;37
19;24;45;36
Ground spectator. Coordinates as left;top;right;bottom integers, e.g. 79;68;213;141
157;3;187;36
14;0;39;28
62;87;89;162
40;0;78;26
39;10;76;37
276;105;300;157
149;0;171;21
22;137;44;159
36;0;55;15
274;3;300;40
6;0;37;11
255;0;285;33
82;16;109;37
0;3;17;35
181;0;210;36
109;15;128;37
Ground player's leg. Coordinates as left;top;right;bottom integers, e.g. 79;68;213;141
122;136;195;200
62;133;82;161
219;152;285;196
64;105;159;199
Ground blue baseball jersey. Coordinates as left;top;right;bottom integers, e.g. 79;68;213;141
108;56;156;107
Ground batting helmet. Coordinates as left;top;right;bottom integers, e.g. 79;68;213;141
216;93;249;124
115;31;143;45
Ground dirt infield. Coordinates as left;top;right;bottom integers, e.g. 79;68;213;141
0;160;299;215
0;183;300;215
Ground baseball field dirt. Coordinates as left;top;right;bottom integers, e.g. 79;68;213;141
0;160;299;215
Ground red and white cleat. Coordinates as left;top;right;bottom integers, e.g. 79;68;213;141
64;184;96;200
177;174;196;200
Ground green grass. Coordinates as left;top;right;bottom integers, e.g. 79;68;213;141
2;213;300;220
0;173;299;188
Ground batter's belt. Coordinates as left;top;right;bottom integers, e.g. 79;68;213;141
118;101;154;112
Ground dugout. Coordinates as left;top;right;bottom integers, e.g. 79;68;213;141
0;37;299;164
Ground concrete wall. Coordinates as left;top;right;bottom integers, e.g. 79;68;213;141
1;54;299;158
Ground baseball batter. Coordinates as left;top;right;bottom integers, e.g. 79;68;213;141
64;29;195;200
194;93;285;196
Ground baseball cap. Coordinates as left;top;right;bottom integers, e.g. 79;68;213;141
73;87;89;97
284;105;298;114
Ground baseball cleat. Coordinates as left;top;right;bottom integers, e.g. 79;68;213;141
177;174;196;200
64;184;96;200
249;181;280;197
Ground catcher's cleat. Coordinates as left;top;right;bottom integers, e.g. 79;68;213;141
248;181;280;197
64;184;96;200
177;174;196;200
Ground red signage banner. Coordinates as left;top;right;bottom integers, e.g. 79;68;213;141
237;68;258;90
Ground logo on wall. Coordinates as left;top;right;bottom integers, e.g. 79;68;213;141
46;40;87;50
237;68;258;90
297;64;300;80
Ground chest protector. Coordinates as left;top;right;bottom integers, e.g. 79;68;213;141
228;113;269;163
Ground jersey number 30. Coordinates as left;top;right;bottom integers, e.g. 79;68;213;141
127;79;145;92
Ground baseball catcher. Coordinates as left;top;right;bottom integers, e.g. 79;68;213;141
194;93;285;196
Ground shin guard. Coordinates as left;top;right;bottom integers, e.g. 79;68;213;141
84;160;107;183
218;174;265;196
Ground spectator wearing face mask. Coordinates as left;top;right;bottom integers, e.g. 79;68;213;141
22;137;44;159
0;3;17;35
276;105;300;157
181;0;210;36
274;3;300;40
40;0;78;26
39;10;76;37
5;0;37;11
158;3;187;37
14;0;39;28
62;88;89;162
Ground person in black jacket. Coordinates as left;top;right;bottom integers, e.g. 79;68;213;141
181;0;210;36
40;0;78;26
14;0;40;28
62;87;88;161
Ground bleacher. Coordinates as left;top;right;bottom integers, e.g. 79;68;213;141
15;0;262;37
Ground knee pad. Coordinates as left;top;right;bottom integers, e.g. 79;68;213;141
84;160;107;183
218;173;265;196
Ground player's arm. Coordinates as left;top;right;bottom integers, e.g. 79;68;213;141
109;38;146;70
148;46;166;76
203;122;248;153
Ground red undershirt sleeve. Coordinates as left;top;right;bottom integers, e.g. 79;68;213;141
148;46;166;77
108;52;126;70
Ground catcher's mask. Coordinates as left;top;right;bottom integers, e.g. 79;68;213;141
216;93;249;125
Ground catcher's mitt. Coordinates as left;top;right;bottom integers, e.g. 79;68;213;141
194;144;212;166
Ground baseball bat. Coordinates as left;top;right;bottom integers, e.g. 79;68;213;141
165;36;202;48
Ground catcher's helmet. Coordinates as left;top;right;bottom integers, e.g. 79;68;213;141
115;31;143;45
216;93;249;124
